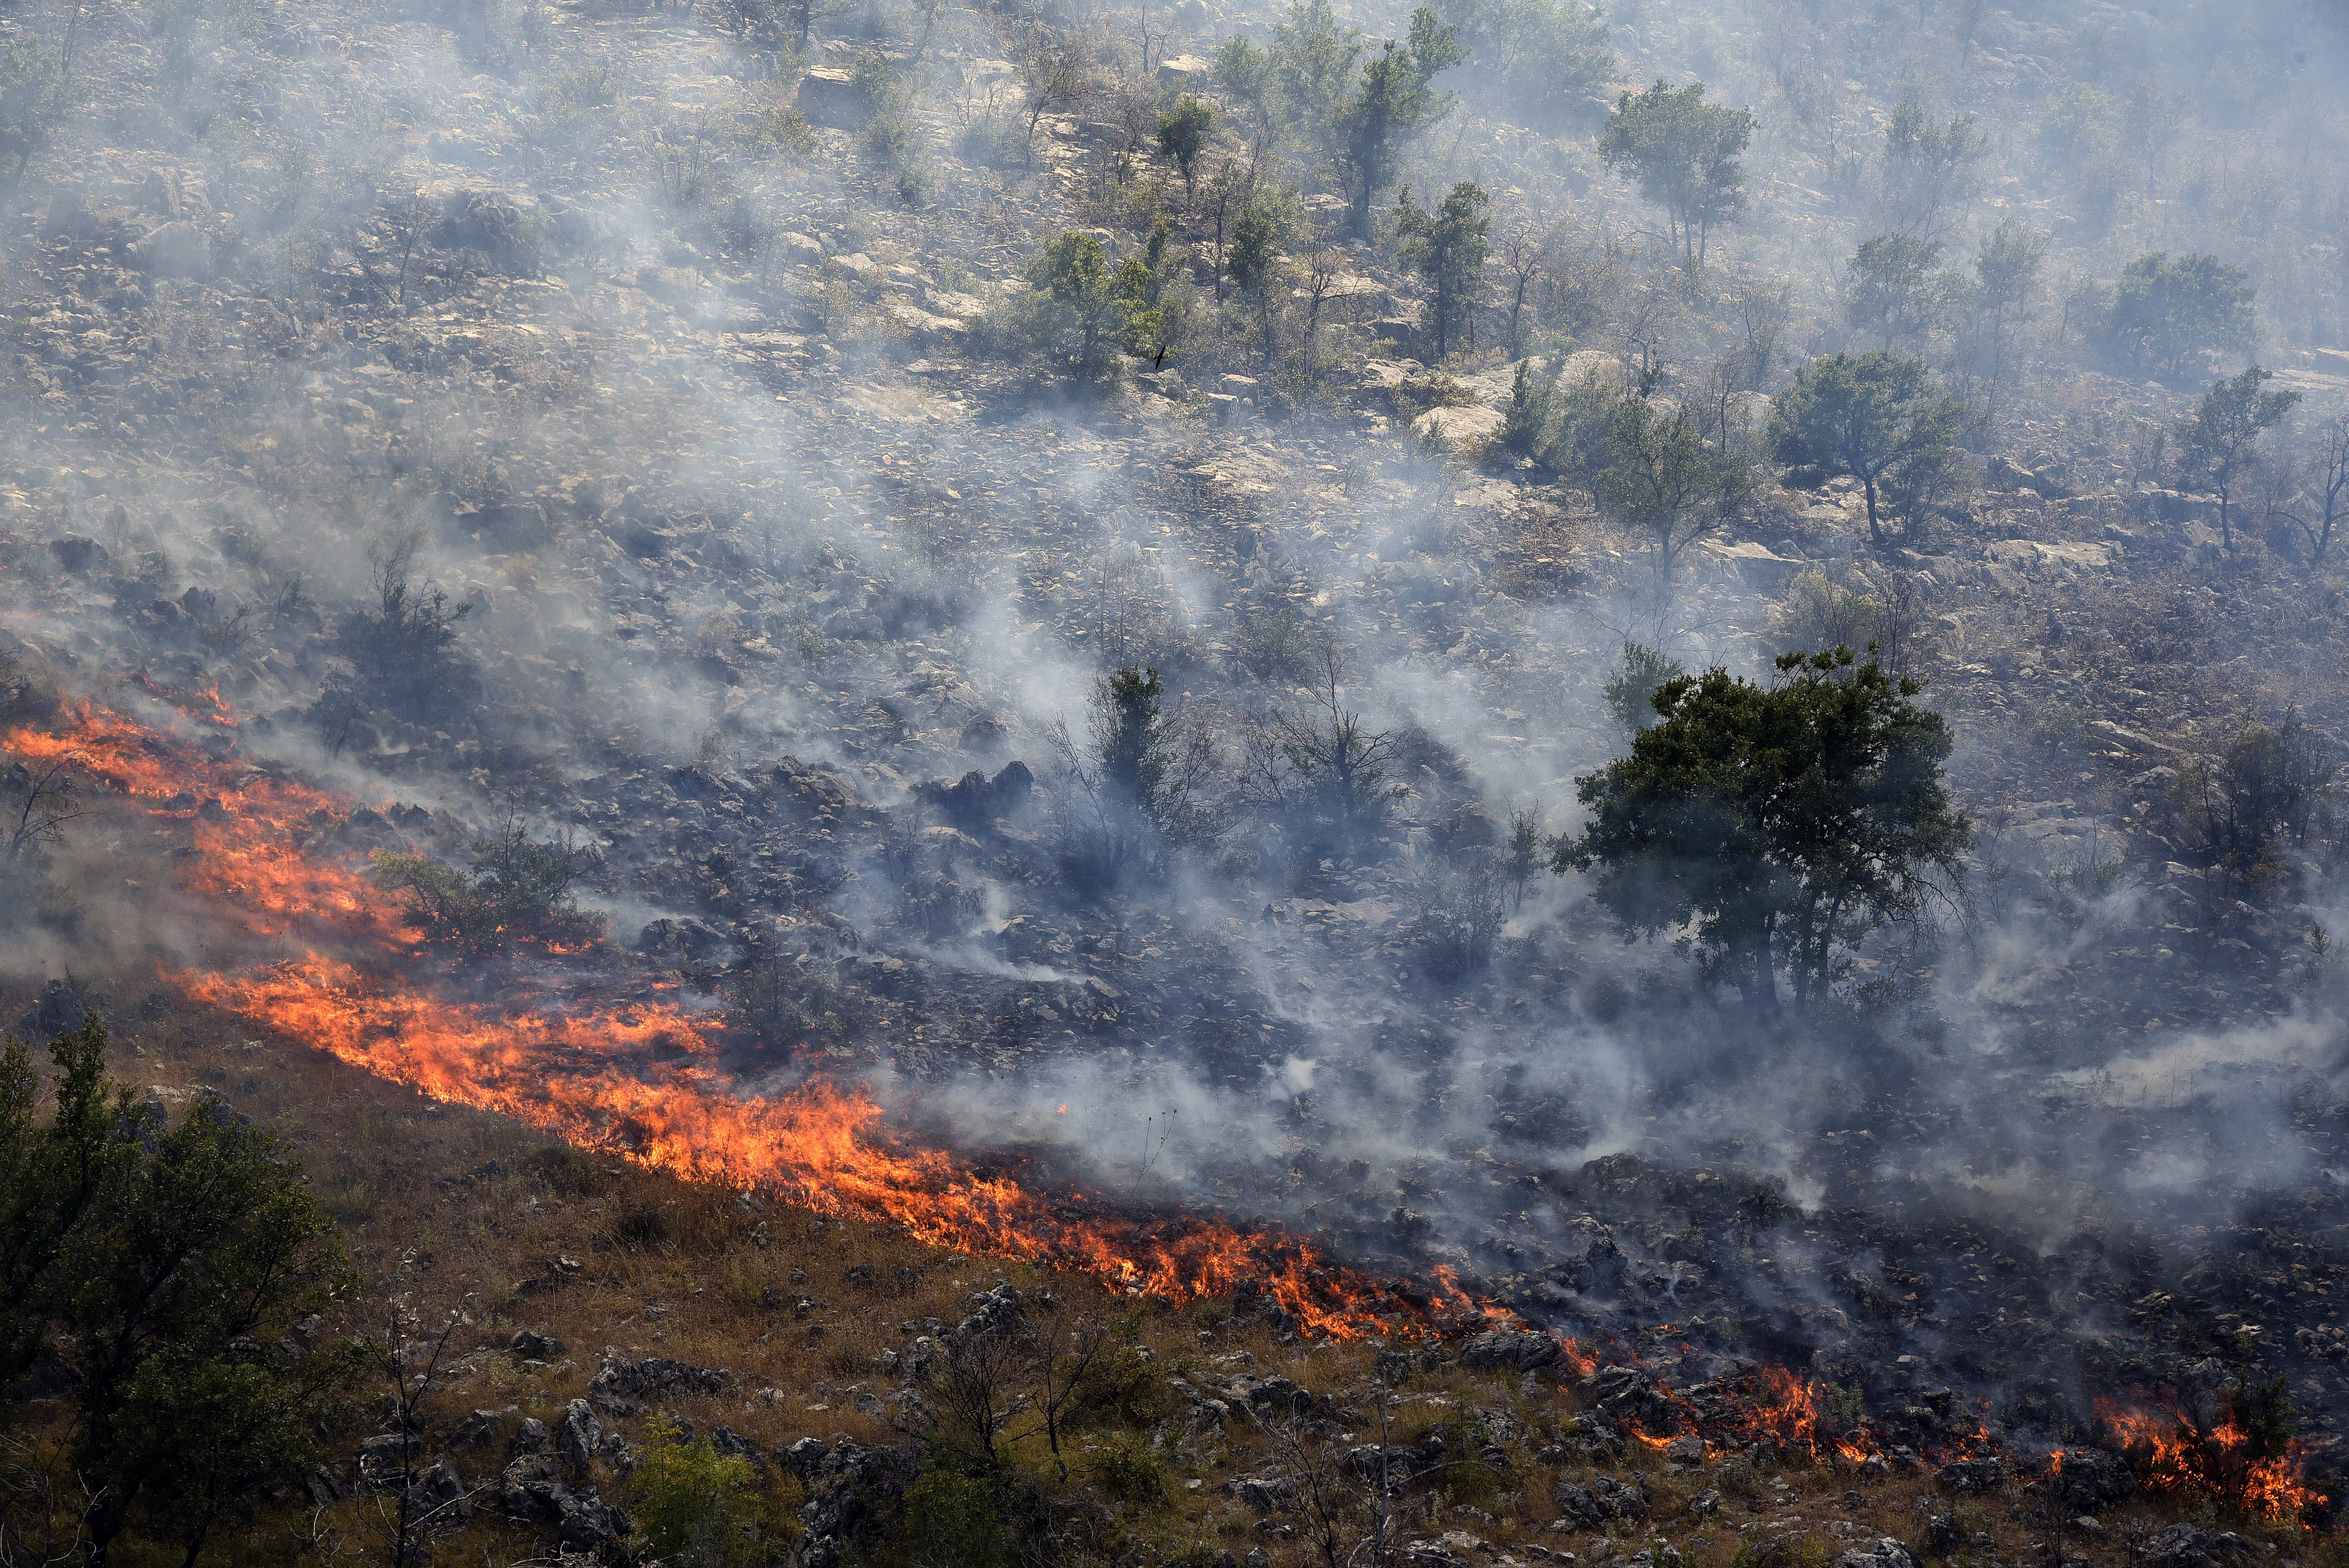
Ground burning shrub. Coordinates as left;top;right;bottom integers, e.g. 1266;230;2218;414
2105;1378;2320;1526
371;821;608;957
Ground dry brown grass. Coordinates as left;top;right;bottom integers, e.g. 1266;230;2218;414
0;968;2278;1568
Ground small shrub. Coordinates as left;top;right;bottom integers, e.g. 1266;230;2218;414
954;111;1028;168
609;1199;673;1251
895;1462;1008;1568
371;821;608;957
1091;1435;1169;1508
531;1143;606;1196
628;1413;797;1566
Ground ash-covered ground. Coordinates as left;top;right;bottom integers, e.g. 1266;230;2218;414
5;0;2349;1480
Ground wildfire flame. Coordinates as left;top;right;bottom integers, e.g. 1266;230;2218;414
2095;1399;2322;1527
7;696;2327;1520
2;699;1491;1340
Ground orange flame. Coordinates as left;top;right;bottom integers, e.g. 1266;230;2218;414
2096;1399;2320;1527
1;701;1491;1340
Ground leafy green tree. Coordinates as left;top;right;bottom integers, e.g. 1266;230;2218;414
0;37;84;188
1267;0;1362;157
2093;251;2255;380
1333;7;1464;235
1600;641;1685;737
1768;351;1976;545
2176;364;2300;551
1156;94;1212;196
1556;648;1969;1009
1499;358;1563;457
1844;234;1965;351
1211;35;1276;136
1596;394;1752;590
1393;180;1489;360
0;1017;364;1566
1021;230;1145;372
1435;0;1610;128
1876;96;1985;241
1964;220;2046;433
1225;195;1289;365
2035;82;2117;166
1598;79;1756;270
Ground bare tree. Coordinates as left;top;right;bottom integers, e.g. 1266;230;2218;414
2272;409;2349;567
1236;643;1407;845
1011;1294;1119;1482
1016;30;1090;169
1299;232;1346;374
356;1290;481;1568
0;1434;103;1568
3;760;82;858
1497;222;1546;359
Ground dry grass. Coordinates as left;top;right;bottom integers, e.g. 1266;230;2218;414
0;968;2293;1568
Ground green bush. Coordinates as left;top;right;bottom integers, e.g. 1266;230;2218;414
896;1462;1008;1568
627;1413;798;1566
371;821;609;957
1091;1435;1170;1508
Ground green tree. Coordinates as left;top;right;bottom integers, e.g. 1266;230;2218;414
1556;648;1969;1009
1211;35;1276;136
1226;195;1289;366
1333;7;1465;235
1596;394;1752;590
1768;351;1976;545
2035;82;2117;166
1963;220;2046;434
1435;0;1610;129
1598;79;1756;271
1844;234;1964;351
1021;230;1142;372
2093;251;2255;380
2176;365;2300;551
1267;0;1362;157
1393;180;1490;360
1156;94;1212;196
0;36;84;188
0;1018;363;1566
1877;96;1985;241
1600;641;1685;737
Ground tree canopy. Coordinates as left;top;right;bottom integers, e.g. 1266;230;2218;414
0;1016;362;1566
2176;364;2299;551
1768;350;1975;546
1393;180;1490;360
2093;251;2255;381
1556;648;1969;1010
1597;79;1756;270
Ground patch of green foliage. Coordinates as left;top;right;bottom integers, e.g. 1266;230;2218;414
371;819;609;956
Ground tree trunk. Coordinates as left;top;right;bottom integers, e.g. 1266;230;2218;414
1862;475;1883;543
